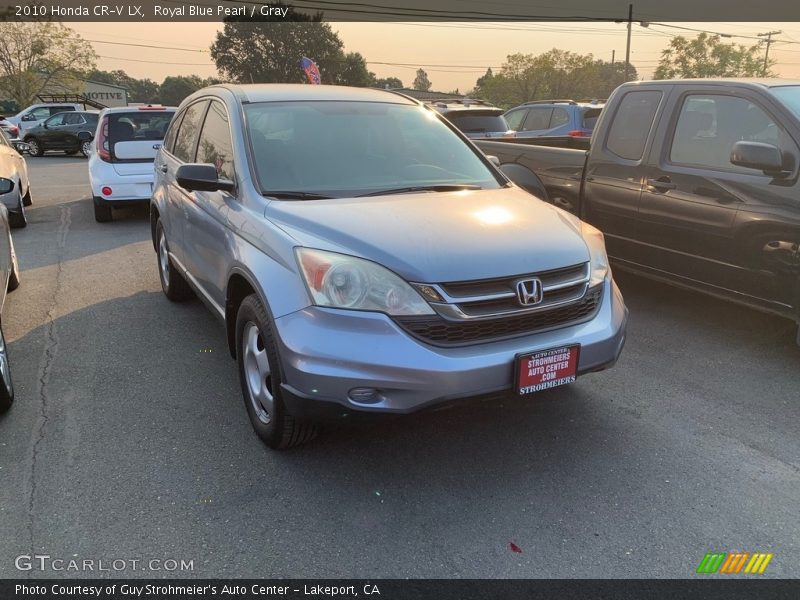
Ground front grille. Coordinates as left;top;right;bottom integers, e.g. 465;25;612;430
440;263;587;299
396;287;602;346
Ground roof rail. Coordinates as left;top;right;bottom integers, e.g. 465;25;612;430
425;98;495;108
36;94;108;110
522;99;578;106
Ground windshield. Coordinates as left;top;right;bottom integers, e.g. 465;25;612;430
446;112;509;134
771;86;800;119
244;101;502;198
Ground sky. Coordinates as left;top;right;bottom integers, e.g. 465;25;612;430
67;21;800;92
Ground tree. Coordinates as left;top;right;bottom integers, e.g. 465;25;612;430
413;68;432;91
475;68;493;89
158;75;219;106
211;9;344;84
0;22;96;107
471;50;637;109
654;33;770;79
327;52;375;87
375;77;403;89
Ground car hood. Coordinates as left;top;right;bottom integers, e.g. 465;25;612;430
264;186;589;283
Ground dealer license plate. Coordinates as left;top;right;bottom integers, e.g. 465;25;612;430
515;345;580;395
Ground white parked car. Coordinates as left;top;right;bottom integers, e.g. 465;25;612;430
0;129;31;228
5;103;83;137
88;105;176;222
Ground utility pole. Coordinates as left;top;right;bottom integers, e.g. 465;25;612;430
612;49;615;65
758;30;781;76
624;4;633;81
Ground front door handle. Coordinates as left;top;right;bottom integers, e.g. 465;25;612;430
646;177;676;191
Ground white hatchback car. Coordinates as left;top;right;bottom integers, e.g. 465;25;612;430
88;105;176;222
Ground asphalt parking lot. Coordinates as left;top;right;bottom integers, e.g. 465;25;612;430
1;155;798;579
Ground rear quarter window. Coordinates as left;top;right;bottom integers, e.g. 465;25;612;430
605;91;662;161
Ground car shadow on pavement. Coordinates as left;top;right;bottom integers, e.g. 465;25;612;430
2;284;799;578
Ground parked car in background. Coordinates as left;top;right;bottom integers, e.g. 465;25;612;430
0;128;31;228
427;99;516;139
504;100;604;149
151;84;627;449
479;79;800;344
0;176;20;413
23;111;99;157
89;105;176;222
4;102;83;138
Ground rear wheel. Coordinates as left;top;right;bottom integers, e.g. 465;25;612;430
236;294;318;449
25;138;43;157
0;322;14;414
8;192;26;228
156;220;193;301
80;140;92;157
93;196;112;223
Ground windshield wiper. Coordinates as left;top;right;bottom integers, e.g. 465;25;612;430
357;184;482;198
262;191;335;200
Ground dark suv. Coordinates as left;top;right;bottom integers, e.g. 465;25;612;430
24;111;99;157
428;99;515;139
504;100;603;147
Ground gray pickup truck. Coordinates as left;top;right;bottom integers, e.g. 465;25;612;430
478;79;800;343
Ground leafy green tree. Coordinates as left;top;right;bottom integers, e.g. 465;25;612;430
326;52;375;87
211;9;343;84
375;77;403;89
0;22;96;107
473;50;637;109
413;68;432;91
654;33;770;79
158;75;219;106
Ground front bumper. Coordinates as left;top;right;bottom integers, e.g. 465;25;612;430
274;277;627;418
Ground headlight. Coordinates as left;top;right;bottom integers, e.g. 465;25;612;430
296;248;435;316
580;221;611;286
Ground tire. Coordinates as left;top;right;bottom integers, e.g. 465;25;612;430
8;193;26;228
0;322;14;414
80;140;92;158
155;220;194;301
25;137;43;157
93;196;112;223
22;188;31;207
235;294;318;449
7;235;20;292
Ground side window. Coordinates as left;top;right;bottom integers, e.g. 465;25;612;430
196;101;235;180
64;113;85;125
669;94;790;173
523;108;552;131
163;110;184;153
30;107;51;120
172;101;209;162
550;108;570;128
45;114;65;127
606;90;662;161
504;109;527;131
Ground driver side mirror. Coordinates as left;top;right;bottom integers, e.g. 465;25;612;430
0;178;15;195
21;114;35;122
176;164;235;193
730;141;793;176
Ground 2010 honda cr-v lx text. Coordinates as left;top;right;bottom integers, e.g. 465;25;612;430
150;84;628;449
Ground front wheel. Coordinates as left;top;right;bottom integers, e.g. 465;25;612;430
0;323;14;413
235;294;318;449
25;138;43;157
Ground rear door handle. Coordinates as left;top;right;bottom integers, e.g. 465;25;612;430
646;177;676;191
